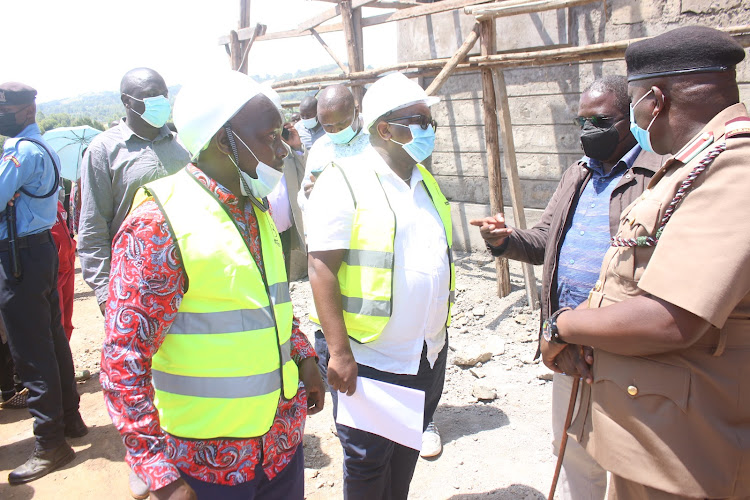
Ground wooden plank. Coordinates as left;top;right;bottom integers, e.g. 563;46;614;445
493;67;539;308
310;28;349;73
236;24;266;74
219;0;493;43
237;0;251;74
467;0;599;19
229;30;242;71
297;0;376;32
358;0;495;25
479;19;511;298
341;0;366;107
371;1;422;9
426;22;480;96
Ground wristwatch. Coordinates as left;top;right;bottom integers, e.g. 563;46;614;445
542;307;572;344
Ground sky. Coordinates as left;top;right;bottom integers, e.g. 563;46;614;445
5;0;397;103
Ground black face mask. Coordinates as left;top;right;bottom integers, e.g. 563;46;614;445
0;110;25;138
579;120;624;162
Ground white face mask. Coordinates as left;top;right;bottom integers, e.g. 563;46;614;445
301;116;318;130
228;129;284;199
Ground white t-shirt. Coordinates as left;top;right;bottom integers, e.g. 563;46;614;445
305;147;450;375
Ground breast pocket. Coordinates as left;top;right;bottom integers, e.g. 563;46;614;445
611;199;662;293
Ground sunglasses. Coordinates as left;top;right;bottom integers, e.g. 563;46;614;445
386;114;438;132
573;115;622;129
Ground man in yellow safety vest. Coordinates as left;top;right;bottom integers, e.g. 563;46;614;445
100;70;325;500
306;72;454;500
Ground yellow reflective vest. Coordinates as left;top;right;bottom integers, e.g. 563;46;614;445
131;167;298;440
311;162;455;343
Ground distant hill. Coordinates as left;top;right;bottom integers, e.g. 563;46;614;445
0;65;348;148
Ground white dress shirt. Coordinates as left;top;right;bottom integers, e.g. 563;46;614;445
306;147;450;375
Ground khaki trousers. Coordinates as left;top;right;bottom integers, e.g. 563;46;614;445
552;373;607;500
608;474;750;500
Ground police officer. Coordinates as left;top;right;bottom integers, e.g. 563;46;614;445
540;27;750;499
0;82;87;484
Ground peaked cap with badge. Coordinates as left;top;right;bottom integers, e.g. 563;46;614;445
625;26;746;82
0;82;37;106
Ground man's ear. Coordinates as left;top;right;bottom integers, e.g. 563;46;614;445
215;127;232;156
651;86;668;116
120;94;131;109
376;121;391;141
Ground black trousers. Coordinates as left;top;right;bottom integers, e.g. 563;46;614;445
328;338;448;500
0;232;80;449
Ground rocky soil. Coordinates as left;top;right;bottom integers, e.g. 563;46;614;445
0;253;557;499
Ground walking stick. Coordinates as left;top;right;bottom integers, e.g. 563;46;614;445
548;376;580;500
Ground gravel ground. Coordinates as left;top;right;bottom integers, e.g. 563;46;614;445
0;252;557;499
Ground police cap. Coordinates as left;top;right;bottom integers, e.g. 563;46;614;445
625;26;746;82
0;82;37;106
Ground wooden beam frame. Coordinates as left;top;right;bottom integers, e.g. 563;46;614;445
310;28;349;72
268;24;750;90
466;0;599;19
218;0;493;44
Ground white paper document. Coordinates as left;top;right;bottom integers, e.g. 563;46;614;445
336;377;425;451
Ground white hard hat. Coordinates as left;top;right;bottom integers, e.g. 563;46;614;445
173;70;263;159
259;82;282;111
362;72;440;130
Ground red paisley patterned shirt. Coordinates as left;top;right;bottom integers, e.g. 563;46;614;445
100;164;315;490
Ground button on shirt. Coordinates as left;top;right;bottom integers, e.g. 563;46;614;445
305;147;450;375
0;124;61;239
78;119;190;304
556;145;641;309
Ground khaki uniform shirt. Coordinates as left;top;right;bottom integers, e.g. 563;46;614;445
571;103;750;498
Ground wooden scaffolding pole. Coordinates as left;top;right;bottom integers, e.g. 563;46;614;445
493;67;540;308
310;28;349;73
340;0;365;107
237;0;251;74
426;22;480;96
479;20;511;298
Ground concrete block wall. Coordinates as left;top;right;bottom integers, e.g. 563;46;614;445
397;0;750;252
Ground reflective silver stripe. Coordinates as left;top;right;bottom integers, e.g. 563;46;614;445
268;282;291;306
342;296;391;317
344;249;394;269
449;290;455;303
169;308;275;334
152;369;280;399
280;340;292;365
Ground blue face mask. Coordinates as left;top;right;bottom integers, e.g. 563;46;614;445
629;89;658;153
124;94;171;128
327;114;358;145
301;117;318;130
390;123;436;163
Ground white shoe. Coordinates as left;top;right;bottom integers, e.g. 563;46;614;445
420;421;442;458
129;470;149;499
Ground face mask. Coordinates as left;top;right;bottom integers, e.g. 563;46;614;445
301;117;318;130
629;89;658;153
0;108;27;138
123;94;171;128
580;120;624;162
390;123;436;163
228;128;284;199
326;113;357;145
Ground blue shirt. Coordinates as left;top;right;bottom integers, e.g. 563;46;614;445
0;123;61;238
556;145;641;309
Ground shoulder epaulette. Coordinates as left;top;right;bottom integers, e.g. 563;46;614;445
674;131;714;164
725;116;750;139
